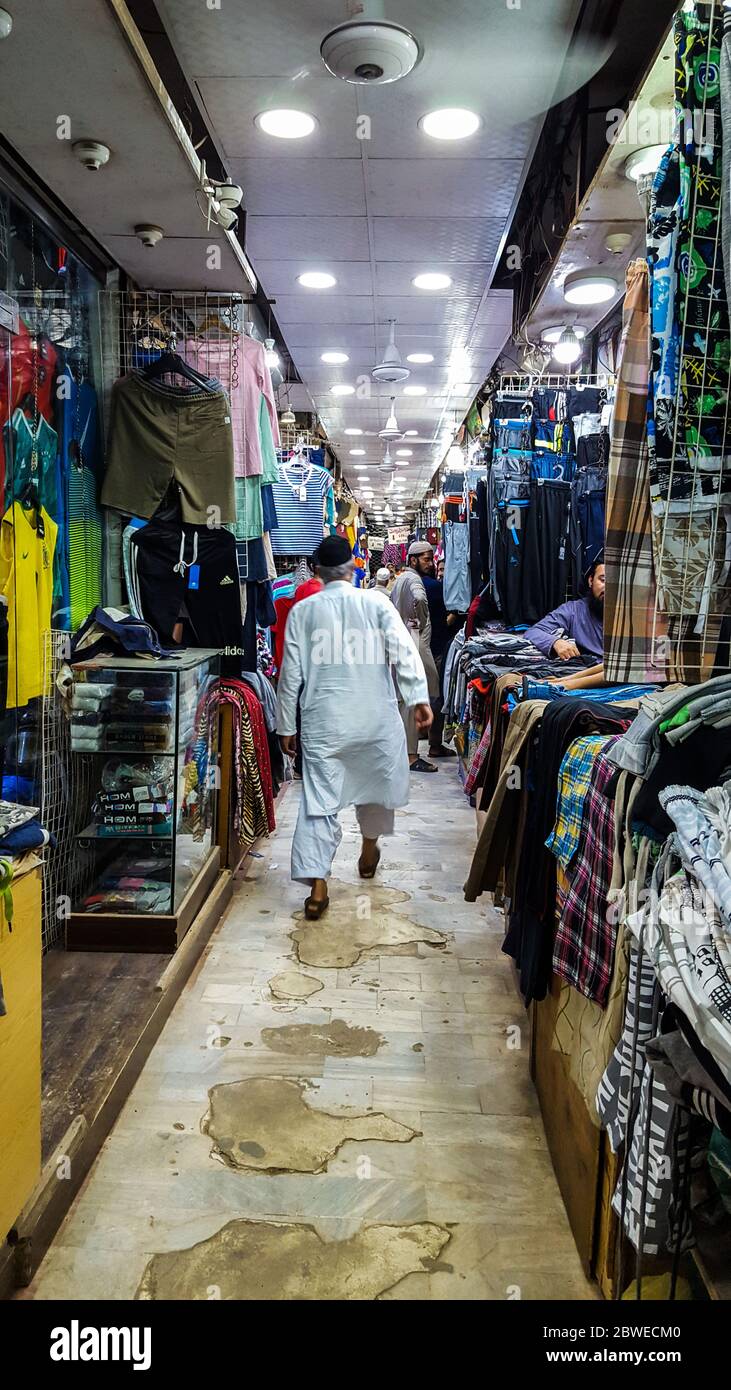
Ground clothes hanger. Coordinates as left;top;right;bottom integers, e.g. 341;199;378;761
197;312;234;338
141;350;217;393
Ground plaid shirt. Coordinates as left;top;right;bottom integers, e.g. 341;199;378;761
604;260;668;685
552;748;619;1007
545;734;612;871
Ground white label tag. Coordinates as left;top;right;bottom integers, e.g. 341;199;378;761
299;483;307;502
224;415;231;425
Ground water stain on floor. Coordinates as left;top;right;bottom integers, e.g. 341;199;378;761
268;970;324;1001
291;878;447;968
202;1077;417;1173
261;1018;383;1057
137;1218;451;1300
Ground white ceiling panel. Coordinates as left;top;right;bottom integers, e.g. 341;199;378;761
231;158;367;215
282;322;378;350
375;263;498;300
373;218;506;263
365;160;525;219
254;259;373;296
246;216;371;262
272;295;376;325
197;74;360;158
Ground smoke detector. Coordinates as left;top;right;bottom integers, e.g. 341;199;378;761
372;319;410;383
72;140;111;171
320;15;419;85
378;397;404;442
134;224;165;249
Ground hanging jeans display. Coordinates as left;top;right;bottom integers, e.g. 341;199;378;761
442;520;472;613
520;480;571;628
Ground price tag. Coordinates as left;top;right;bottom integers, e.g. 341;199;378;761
188;564;201;590
299;483;307;502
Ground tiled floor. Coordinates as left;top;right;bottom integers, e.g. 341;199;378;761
26;765;595;1301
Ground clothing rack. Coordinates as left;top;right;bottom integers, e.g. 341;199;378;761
497;372;616;394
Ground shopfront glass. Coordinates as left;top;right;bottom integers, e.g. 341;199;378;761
0;181;105;945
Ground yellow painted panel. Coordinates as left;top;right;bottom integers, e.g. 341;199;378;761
0;869;41;1237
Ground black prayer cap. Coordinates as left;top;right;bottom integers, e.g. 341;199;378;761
313;535;353;567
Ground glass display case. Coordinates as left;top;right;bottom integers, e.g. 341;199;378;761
66;649;220;951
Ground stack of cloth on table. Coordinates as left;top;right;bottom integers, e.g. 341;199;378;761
90;758;174;837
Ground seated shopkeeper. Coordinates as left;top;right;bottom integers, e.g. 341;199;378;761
523;556;607;691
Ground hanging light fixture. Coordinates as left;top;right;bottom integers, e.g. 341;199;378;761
380;446;396;474
552;326;582;366
378;396;403;442
264;337;280;370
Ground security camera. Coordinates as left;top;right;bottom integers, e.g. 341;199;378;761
215;181;244;209
134;224;164;249
215;204;238;232
72;140;111;171
320;19;419;85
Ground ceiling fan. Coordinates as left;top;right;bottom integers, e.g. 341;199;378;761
372;319;410;384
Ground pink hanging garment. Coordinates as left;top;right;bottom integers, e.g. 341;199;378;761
183;336;280;477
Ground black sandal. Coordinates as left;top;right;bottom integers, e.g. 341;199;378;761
358;847;381;879
304;894;329;920
410;756;438;773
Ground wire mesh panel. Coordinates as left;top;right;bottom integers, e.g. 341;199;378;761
40;630;93;951
650;0;731;680
97;288;265;599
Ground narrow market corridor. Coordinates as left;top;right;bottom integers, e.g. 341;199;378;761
25;771;593;1302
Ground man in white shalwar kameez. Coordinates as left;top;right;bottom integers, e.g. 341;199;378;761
276;536;432;919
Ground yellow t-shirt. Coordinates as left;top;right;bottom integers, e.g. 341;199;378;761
0;502;57;709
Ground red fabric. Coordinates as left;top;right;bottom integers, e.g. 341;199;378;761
221;679;276;833
272;578;323;674
465;592;482;638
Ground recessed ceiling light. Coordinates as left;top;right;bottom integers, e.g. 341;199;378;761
298;271;336;289
404;429;419;436
403;385;427;396
624;144;666;182
413;272;452;291
331;383;355;395
349;448;366;455
354;463;368;470
321;350;349;364
407;352;434;364
395;460;410;466
420;108;481;141
396;449;413;457
344;427;363;436
255;110;317;139
563;268;617;306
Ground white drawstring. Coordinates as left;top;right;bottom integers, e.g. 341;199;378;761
173;531;198;576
